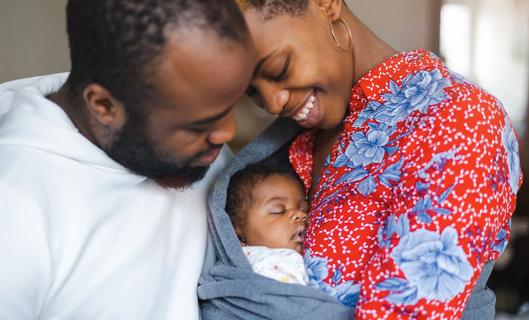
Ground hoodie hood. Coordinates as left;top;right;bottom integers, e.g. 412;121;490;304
0;73;130;173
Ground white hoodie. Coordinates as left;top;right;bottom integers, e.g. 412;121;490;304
0;74;230;320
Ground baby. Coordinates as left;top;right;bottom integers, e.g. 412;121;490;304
226;165;310;285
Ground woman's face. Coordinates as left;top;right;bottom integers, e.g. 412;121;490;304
244;1;354;130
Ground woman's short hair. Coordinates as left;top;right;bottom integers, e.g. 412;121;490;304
235;0;309;20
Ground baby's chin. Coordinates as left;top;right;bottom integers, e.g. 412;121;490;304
290;241;303;254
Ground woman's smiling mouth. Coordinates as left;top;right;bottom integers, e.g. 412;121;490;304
292;92;316;122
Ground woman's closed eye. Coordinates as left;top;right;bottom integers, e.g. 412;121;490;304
266;56;290;82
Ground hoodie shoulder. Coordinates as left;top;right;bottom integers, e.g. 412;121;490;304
0;73;68;116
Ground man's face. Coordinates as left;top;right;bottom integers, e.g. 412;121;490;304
106;29;256;188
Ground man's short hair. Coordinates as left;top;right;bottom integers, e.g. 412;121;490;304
66;0;249;107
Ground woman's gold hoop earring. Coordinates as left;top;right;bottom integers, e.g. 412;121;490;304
329;17;353;52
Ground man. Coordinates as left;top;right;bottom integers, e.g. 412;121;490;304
0;0;256;319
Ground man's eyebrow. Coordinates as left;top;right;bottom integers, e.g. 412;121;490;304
187;107;233;127
254;49;277;77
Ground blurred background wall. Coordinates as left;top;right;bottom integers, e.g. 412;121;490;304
1;0;528;317
0;0;69;82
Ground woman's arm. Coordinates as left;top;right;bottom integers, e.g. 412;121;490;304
355;89;521;319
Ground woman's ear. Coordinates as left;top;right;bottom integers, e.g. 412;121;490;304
82;83;126;131
315;0;344;21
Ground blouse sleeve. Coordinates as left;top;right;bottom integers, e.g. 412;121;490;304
354;89;522;319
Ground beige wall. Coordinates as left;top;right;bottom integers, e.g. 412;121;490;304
347;0;441;52
0;0;439;83
0;0;69;83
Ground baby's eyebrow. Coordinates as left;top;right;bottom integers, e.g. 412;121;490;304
264;196;287;204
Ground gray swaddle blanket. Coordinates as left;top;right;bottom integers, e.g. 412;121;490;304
198;118;496;320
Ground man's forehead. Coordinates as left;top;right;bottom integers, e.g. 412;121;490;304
155;30;255;95
145;28;256;121
164;26;249;55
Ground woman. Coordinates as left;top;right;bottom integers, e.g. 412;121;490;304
233;0;522;319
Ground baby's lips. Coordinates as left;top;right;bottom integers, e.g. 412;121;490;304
291;226;306;242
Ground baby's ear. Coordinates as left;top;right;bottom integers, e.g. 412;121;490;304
234;225;246;245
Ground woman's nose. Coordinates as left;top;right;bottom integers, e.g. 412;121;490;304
253;81;290;115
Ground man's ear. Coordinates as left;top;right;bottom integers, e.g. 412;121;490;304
82;84;126;131
315;0;344;21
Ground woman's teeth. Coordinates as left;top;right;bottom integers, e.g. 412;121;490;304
293;94;316;121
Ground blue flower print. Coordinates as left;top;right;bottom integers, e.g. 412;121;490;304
390;227;473;302
352;69;451;129
304;250;329;285
378;214;410;249
410;188;453;224
502;117;521;193
353;101;392;128
326;266;361;307
304;251;360;308
376;277;419;305
345;123;397;167
492;219;511;255
401;69;451;114
378;158;404;188
380;69;451;126
332;129;402;197
492;228;509;255
327;280;360;307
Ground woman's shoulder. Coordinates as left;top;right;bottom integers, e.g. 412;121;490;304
397;64;509;145
442;68;507;124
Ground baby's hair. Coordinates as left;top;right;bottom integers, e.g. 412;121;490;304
226;165;298;234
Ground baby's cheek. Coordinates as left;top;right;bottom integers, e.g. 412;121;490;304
268;228;290;249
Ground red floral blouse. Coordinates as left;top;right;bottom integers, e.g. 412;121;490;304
290;50;522;319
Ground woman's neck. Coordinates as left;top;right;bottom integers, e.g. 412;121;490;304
343;11;398;84
309;11;397;193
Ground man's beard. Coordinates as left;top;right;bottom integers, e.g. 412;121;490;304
104;112;213;189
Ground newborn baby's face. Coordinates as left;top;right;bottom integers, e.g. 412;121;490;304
239;174;309;253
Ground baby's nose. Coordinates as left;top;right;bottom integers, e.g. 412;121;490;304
291;210;308;224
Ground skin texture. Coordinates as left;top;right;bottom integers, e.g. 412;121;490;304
50;28;256;188
236;174;309;253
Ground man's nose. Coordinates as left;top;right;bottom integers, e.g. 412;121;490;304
207;111;236;145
